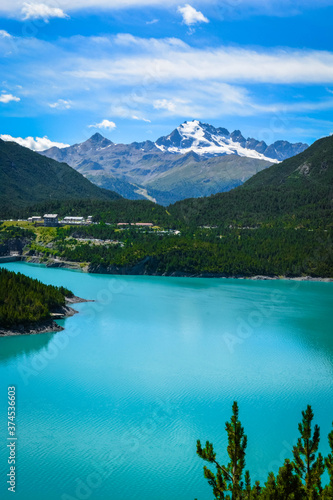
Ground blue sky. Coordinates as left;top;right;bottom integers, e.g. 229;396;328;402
1;0;333;150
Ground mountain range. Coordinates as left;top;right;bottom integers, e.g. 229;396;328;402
155;120;307;161
40;120;308;205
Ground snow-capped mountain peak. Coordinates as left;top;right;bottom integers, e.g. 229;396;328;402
155;120;308;162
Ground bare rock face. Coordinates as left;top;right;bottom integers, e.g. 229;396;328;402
297;163;311;176
0;237;31;257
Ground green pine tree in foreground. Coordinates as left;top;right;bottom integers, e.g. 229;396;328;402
196;403;333;500
196;402;248;499
292;405;325;498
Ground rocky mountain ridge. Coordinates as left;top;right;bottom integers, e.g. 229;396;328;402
40;120;309;205
155;120;308;162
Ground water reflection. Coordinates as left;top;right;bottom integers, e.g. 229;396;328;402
0;332;54;364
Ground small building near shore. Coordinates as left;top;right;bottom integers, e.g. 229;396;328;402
44;214;59;227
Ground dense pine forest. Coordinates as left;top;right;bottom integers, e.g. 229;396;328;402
170;183;332;229
170;135;333;229
0;268;73;328
2;198;171;226
21;223;333;277
196;402;333;499
1;222;332;277
0;137;121;217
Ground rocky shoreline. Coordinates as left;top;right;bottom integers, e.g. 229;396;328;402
0;296;92;338
22;255;333;282
86;259;333;282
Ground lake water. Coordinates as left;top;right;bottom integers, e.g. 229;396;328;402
0;262;333;500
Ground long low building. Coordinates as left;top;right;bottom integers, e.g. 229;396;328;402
60;216;93;225
27;215;93;226
117;222;154;227
61;216;85;224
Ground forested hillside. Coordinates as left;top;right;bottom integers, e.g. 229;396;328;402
0;268;73;328
170;135;333;228
0;138;121;217
10;223;331;278
8;198;172;226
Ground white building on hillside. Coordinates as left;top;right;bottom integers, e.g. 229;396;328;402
44;214;59;227
61;216;85;225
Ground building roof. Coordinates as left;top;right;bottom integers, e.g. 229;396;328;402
44;214;58;218
62;216;85;221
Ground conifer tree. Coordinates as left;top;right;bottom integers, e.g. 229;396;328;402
292;406;325;498
276;459;304;499
322;423;333;499
244;470;252;499
260;472;278;500
196;401;248;500
250;481;261;499
0;268;72;328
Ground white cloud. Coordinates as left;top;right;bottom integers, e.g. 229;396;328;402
177;4;209;26
0;30;11;38
22;3;69;21
154;98;188;112
108;105;150;122
149;81;333;119
49;99;71;109
3;33;333;131
146;18;159;24
0;92;20;103
62;36;333;85
0;0;194;13
132;115;151;122
1;0;332;16
0;134;69;151
151;84;254;118
88;119;116;130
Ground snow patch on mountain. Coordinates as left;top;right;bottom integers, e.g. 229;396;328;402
155;120;308;163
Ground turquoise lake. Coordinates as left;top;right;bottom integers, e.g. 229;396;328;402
0;262;333;499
